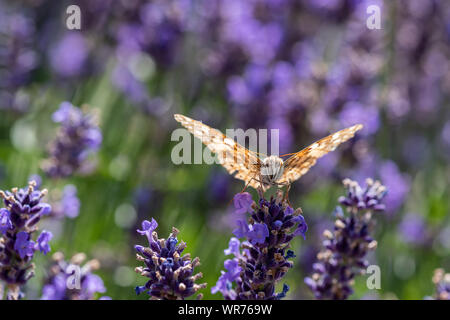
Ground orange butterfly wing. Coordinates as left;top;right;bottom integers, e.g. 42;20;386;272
279;124;363;184
174;114;262;189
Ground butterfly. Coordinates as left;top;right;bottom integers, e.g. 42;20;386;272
174;114;363;194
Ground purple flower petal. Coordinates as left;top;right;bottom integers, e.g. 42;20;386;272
36;230;53;255
224;237;241;257
14;231;35;259
0;208;12;235
137;218;158;243
247;223;269;245
233;192;253;214
232;219;250;239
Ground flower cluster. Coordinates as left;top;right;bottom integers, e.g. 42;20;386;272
386;0;450;124
212;190;307;300
41;251;108;300
305;178;387;300
42;102;102;178
109;0;192;115
428;268;450;300
49;33;90;79
0;181;53;299
198;0;380;137
135;218;206;300
0;2;37;112
337;178;387;211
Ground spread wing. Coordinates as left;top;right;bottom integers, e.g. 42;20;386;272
279;124;363;184
174;114;262;190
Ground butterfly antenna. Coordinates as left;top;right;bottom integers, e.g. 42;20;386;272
280;152;298;158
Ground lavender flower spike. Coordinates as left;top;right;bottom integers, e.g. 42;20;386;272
41;252;108;300
135;218;207;300
305;178;387;300
42;102;102;178
0;181;53;299
213;190;308;300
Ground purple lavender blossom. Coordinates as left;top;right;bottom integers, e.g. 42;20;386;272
42;102;102;178
111;64;152;105
246;223;270;245
49;33;89;78
124;0;191;66
41;252;108;300
211;253;242;300
350;156;409;216
136;218;158;243
14;232;35;259
213;190;307;300
428;269;450;300
305;178;386;300
50;185;80;219
398;213;428;246
0;208;12;234
0;181;53;299
198;0;379;159
233;192;254;215
441;121;450;148
339;102;380;137
108;0;192;115
378;161;410;214
338;178;386;211
0;3;38;112
232;219;250;239
199;0;286;75
224;237;241;256
386;0;449;123
35;230;53;255
135;218;206;299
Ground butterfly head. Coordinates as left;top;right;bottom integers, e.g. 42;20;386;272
260;155;284;185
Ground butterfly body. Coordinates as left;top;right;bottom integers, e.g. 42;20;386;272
174;113;363;193
259;155;285;187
